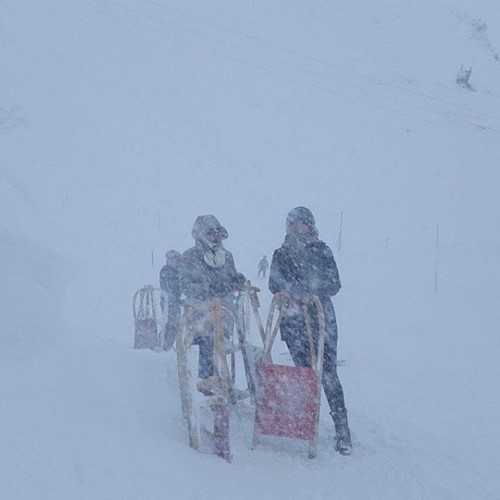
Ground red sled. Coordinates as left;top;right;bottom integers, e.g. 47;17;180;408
253;294;325;458
255;364;319;440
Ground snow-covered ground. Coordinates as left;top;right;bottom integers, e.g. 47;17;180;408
2;1;500;498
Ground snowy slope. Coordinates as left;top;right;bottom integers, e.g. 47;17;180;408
2;0;500;498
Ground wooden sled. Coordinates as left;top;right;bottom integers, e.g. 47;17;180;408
253;293;325;458
133;285;162;350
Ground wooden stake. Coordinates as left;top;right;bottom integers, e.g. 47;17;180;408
337;212;344;252
434;224;439;292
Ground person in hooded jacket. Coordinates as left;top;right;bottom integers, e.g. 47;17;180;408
180;215;244;388
159;249;182;351
268;206;352;455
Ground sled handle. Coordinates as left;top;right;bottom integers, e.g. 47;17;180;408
262;293;326;374
235;283;267;345
262;294;285;363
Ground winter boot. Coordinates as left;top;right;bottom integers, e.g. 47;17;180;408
330;408;352;455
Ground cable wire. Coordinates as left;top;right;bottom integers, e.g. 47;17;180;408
137;0;500;122
97;0;500;136
61;0;500;146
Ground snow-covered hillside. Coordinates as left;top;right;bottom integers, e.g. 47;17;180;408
2;1;500;498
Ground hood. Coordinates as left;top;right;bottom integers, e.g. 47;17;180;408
286;206;316;233
165;249;181;267
284;206;318;245
191;215;228;249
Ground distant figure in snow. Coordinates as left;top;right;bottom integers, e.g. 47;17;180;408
180;215;245;393
268;206;352;455
159;250;182;351
257;255;269;279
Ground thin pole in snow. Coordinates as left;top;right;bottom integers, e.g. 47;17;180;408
337;212;343;252
434;224;439;292
151;248;155;268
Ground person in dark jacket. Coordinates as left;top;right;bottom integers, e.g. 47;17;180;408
257;255;269;278
180;215;243;386
159;249;182;351
269;206;352;455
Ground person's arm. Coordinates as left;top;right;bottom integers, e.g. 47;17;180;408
180;250;209;302
269;249;303;296
159;266;168;292
308;243;341;297
268;250;284;294
226;252;244;292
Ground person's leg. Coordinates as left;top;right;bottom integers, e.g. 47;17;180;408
321;336;346;411
315;304;352;454
284;311;347;409
285;311;351;454
322;335;352;454
284;336;311;367
197;336;214;379
163;303;181;351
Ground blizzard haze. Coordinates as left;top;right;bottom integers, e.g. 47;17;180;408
2;1;500;499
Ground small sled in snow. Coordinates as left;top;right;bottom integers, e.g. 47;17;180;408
176;286;265;462
133;285;163;350
253;293;325;459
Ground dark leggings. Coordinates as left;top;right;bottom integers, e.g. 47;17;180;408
197;336;214;379
195;315;234;379
284;334;346;412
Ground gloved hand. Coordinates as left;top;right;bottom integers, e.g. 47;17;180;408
232;272;247;292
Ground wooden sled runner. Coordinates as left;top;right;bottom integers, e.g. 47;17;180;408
176;288;264;462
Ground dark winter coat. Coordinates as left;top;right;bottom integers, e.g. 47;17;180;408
160;264;181;302
159;251;182;350
180;215;239;308
269;233;341;343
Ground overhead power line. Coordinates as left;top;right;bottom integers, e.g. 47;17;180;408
62;0;500;146
98;0;500;136
138;0;500;122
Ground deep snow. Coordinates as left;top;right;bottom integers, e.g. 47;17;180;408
2;1;500;499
